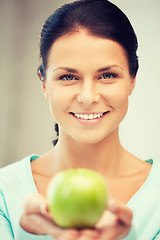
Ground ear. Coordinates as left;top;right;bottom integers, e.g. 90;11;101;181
129;76;136;96
41;81;49;99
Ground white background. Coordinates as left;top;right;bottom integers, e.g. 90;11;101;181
0;0;160;167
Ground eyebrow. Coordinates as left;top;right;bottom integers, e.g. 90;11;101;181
97;65;124;72
52;65;124;73
53;67;78;73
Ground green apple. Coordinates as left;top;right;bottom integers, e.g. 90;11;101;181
47;168;108;228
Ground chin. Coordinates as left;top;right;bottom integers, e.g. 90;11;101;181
71;132;110;145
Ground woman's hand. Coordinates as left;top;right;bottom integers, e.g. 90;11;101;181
20;194;79;240
20;194;133;240
95;199;133;240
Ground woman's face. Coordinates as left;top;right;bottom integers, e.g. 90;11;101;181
42;32;136;144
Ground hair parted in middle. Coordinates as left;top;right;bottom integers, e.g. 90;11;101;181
38;0;138;81
37;0;139;145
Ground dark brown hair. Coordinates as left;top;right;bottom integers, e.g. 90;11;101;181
38;0;139;145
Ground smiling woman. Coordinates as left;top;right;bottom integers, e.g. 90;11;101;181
0;0;160;240
41;34;134;145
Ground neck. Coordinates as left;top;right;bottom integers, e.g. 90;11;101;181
53;128;125;177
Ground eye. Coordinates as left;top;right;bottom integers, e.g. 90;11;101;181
98;72;118;80
59;74;79;81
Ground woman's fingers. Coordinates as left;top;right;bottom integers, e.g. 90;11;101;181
20;195;133;240
20;194;79;239
51;228;78;240
22;194;53;220
20;194;55;235
22;194;47;214
99;225;130;240
95;199;133;240
20;212;54;235
108;199;133;226
78;228;99;240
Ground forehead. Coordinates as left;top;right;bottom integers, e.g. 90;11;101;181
47;32;129;71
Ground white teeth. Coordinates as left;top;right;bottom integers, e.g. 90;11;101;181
89;114;94;120
74;113;103;119
84;114;88;120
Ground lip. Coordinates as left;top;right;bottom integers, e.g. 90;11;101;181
70;111;109;126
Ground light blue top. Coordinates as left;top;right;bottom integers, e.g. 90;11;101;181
0;155;160;240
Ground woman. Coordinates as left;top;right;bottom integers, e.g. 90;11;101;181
1;0;160;239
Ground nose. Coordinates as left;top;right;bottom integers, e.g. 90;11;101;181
77;80;100;107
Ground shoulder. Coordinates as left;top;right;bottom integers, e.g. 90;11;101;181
31;150;55;177
0;155;33;207
127;159;160;239
137;158;160;194
0;156;30;188
0;157;29;222
0;155;40;197
149;159;160;188
0;155;38;210
0;156;38;229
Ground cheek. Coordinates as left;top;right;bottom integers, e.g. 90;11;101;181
47;86;71;119
102;83;129;111
113;87;129;123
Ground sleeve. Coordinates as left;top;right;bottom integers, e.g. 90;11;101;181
0;193;14;240
16;227;55;240
153;231;160;239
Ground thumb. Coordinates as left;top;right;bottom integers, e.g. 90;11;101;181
22;194;47;215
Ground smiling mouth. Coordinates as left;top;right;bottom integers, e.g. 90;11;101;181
70;111;109;120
